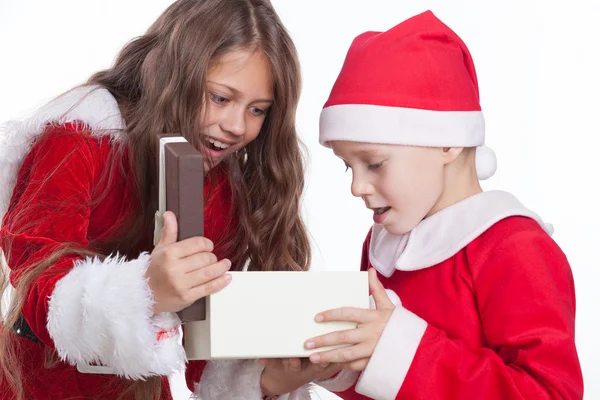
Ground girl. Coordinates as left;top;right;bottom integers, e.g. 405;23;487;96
0;0;312;399
261;10;584;400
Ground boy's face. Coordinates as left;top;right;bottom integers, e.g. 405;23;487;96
330;140;447;235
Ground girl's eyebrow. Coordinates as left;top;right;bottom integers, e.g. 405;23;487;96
207;81;274;103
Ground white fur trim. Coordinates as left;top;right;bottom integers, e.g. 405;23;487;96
0;85;125;223
316;370;360;392
370;289;401;310
192;360;311;399
275;387;313;400
369;190;554;277
319;103;497;180
192;360;264;399
355;306;427;400
47;252;185;379
319;104;485;148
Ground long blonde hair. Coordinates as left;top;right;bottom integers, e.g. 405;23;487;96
0;1;310;399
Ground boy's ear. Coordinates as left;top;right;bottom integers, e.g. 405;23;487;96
440;147;464;165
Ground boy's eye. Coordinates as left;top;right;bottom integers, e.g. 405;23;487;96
368;161;384;170
210;93;229;105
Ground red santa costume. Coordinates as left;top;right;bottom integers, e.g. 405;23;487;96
0;86;311;399
313;10;584;400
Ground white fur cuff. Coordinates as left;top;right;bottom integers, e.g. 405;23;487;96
193;360;312;399
355;306;427;399
193;360;265;399
316;370;360;392
47;252;185;379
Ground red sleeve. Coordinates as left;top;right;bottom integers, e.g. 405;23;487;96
1;126;186;378
400;231;582;399
338;229;583;400
2;129;99;346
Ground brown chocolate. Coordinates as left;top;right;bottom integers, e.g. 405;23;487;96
157;134;206;321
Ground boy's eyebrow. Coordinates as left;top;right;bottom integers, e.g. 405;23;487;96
355;148;380;157
207;81;274;103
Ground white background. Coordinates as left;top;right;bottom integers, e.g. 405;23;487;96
1;1;598;399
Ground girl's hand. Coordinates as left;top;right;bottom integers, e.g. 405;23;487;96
258;358;340;396
304;268;395;371
147;211;232;314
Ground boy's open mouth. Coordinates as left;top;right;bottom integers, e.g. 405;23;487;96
374;207;391;215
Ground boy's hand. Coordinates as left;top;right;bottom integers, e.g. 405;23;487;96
258;358;340;396
304;268;395;371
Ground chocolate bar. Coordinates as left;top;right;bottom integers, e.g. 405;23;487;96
156;134;206;321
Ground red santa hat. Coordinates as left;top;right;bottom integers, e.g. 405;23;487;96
319;10;497;180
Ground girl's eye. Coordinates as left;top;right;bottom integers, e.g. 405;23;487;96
210;93;229;105
249;106;267;116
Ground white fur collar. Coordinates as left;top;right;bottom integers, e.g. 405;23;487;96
369;190;554;277
0;85;126;222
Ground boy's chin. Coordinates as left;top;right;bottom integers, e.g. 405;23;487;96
381;220;416;236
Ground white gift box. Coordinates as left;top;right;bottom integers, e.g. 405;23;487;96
184;271;369;360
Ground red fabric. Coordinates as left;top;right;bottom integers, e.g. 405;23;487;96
336;217;583;399
323;11;480;112
0;123;235;399
184;357;207;393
